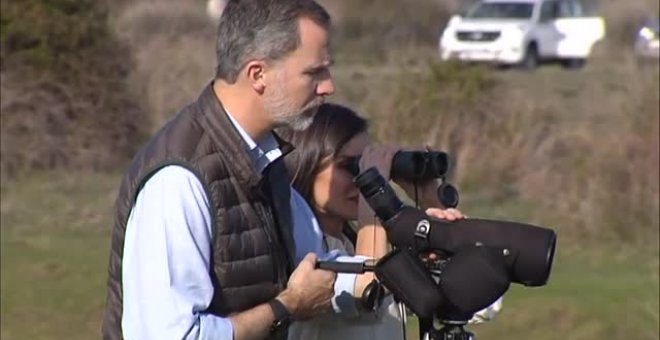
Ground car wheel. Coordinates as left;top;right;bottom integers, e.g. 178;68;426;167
562;58;586;70
520;44;539;70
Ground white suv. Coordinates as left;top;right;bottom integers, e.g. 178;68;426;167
439;0;605;69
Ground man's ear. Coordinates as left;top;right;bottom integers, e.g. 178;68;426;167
245;60;266;94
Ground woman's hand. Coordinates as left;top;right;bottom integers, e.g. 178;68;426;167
424;207;465;221
394;178;446;209
419;208;466;268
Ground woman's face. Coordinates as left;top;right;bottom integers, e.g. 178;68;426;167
312;131;370;222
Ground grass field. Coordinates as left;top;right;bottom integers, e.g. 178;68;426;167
1;171;657;340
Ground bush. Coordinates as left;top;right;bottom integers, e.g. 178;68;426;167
0;0;149;178
2;0;108;73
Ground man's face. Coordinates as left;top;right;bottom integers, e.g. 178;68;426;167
264;17;335;131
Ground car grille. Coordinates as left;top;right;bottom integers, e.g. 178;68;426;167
456;31;501;42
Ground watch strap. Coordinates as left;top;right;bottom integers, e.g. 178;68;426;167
268;298;292;333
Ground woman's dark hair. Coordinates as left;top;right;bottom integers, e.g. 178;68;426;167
278;103;368;207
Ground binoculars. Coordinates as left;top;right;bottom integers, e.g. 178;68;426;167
343;150;459;208
344;151;449;181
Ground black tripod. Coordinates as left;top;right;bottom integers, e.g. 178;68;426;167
420;317;475;340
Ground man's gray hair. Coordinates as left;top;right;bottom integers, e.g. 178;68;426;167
215;0;331;83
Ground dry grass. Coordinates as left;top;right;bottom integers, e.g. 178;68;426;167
339;57;659;246
0;66;147;181
111;0;216;130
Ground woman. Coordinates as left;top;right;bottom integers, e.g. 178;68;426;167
278;103;472;340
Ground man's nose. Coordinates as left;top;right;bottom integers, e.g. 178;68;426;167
316;77;335;96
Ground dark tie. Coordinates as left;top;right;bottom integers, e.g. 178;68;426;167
262;158;296;275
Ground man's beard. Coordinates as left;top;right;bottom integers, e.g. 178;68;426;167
276;101;321;131
265;82;323;131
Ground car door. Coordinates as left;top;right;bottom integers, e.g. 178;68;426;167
535;0;563;58
541;0;605;58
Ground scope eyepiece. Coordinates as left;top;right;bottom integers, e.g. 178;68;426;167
355;167;405;221
354;167;387;197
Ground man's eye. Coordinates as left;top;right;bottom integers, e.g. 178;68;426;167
306;68;326;77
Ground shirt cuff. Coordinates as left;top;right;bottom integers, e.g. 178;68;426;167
468;296;504;324
196;313;235;340
330;255;370;315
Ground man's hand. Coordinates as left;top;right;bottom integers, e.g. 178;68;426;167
229;253;335;339
277;253;336;320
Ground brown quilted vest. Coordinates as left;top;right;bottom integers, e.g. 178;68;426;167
101;83;295;339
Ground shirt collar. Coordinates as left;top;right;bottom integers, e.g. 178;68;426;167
225;110;283;174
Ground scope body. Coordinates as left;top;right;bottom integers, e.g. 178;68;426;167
355;167;557;287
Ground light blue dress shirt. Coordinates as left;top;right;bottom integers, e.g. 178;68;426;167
121;112;358;340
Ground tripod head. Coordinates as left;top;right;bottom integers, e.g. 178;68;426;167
427;320;475;340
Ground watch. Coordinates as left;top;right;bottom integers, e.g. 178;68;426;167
268;298;292;333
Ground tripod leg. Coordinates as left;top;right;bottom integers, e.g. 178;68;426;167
419;317;433;340
399;302;408;340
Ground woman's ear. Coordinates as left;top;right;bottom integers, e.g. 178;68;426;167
245;60;266;94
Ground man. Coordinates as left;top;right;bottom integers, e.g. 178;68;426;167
102;0;351;339
206;0;227;20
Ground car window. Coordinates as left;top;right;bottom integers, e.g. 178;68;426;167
456;0;480;16
557;0;585;17
466;2;535;19
539;1;558;21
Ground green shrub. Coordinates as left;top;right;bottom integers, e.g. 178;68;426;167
0;0;148;178
1;0;109;73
